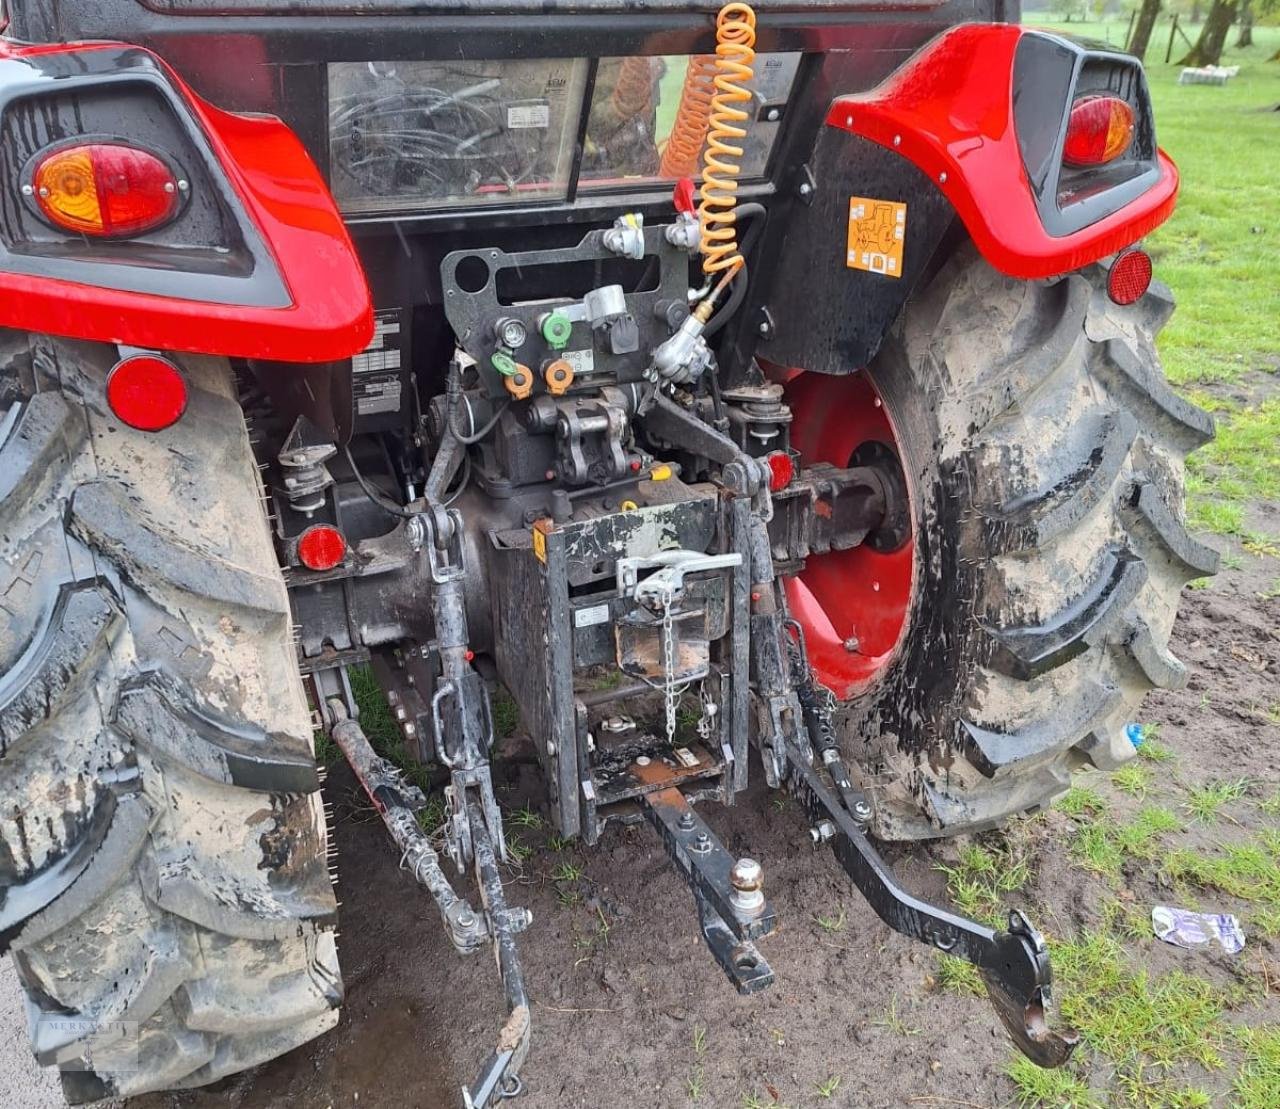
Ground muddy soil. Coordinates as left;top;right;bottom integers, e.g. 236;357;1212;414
129;532;1280;1109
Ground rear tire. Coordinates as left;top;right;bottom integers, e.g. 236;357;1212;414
0;334;341;1100
795;245;1216;839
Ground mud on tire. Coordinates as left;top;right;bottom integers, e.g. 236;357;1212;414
0;334;340;1101
834;245;1217;839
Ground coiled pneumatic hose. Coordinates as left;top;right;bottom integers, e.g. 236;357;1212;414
698;2;757;279
659;55;718;179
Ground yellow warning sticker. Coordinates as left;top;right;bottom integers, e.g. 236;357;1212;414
846;197;907;279
529;517;550;560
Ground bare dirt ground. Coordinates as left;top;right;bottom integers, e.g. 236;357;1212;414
118;514;1280;1109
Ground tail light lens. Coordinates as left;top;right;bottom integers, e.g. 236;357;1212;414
29;143;182;237
1107;248;1153;305
766;451;794;492
106;354;187;431
1062;96;1135;167
297;525;347;571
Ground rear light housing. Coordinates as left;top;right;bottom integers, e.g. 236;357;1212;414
106;354;187;431
297;525;347;572
1107;248;1153;305
27;142;184;238
1063;96;1136;168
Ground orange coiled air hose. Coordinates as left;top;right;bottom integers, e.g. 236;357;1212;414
698;2;756;277
659;55;718;179
612;55;656;120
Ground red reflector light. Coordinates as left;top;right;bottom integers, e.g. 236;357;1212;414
106;355;187;431
29;143;181;238
1063;95;1135;168
1108;248;1153;305
297;525;346;571
766;451;794;492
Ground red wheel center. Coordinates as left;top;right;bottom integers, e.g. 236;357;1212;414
780;369;914;699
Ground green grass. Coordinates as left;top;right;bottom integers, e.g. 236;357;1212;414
1058;783;1107;817
815;1075;842;1100
1054;929;1231;1070
1112;763;1154;799
936;837;1033;926
1183;777;1250;823
1234;1026;1280;1109
1186;397;1280;540
1007;1055;1103;1109
871;995;921;1037
508;803;544;830
492;686;520;739
1072;807;1180;879
1164;832;1280;938
813;908;846;933
1135;734;1175;764
551;861;584;883
313;729;339;767
935;953;985;997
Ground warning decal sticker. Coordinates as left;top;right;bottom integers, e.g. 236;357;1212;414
846;197;907;279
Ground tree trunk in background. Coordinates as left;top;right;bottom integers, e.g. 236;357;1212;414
1129;0;1163;60
1190;0;1203;23
1235;0;1253;47
1178;0;1238;65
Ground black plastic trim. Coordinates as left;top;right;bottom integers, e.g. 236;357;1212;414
1013;31;1161;238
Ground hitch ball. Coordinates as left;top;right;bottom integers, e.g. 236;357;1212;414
729;858;765;917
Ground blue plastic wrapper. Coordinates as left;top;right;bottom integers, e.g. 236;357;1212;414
1151;905;1245;955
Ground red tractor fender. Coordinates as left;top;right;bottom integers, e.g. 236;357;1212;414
828;23;1179;280
0;40;372;363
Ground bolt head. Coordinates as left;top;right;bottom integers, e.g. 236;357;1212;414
798;182;812;197
758;321;770;335
842;636;859;653
678;811;695;830
853;800;872;820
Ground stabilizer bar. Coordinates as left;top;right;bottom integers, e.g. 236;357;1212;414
787;755;1079;1068
324;701;532;1108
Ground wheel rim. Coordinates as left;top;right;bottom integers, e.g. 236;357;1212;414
782;369;915;700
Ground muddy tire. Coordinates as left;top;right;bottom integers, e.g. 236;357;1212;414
0;335;341;1100
794;246;1216;840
